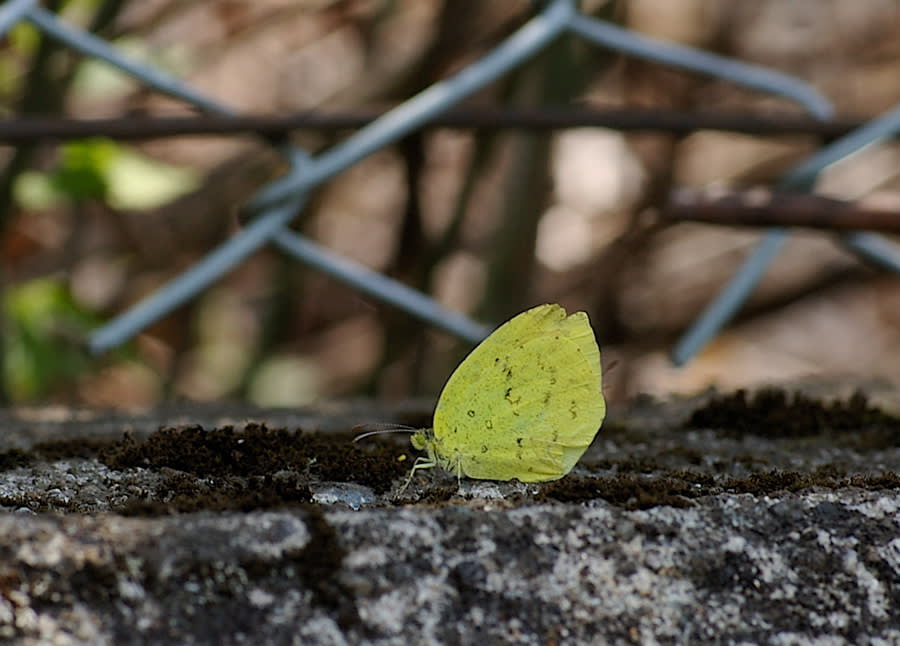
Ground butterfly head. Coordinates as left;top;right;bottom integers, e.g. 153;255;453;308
410;428;433;452
412;428;449;469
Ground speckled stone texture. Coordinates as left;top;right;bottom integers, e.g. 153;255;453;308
0;387;899;645
2;493;899;645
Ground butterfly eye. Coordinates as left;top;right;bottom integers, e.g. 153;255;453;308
410;431;428;450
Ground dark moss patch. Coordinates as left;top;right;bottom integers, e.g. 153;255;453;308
537;475;697;510
608;457;665;474
97;423;410;515
848;472;900;490
722;471;811;495
116;470;313;516
534;467;900;510
33;437;115;460
5;392;899;515
686;388;900;443
582;457;669;475
811;463;848;479
0;448;31;470
101;423;408;492
0;438;115;471
670;470;717;487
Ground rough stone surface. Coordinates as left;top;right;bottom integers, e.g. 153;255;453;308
0;385;899;645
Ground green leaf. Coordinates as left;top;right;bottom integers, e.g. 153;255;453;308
4;278;99;400
49;138;117;202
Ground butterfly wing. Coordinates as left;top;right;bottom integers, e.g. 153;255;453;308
431;304;605;481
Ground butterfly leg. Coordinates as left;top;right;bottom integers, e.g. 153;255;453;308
397;455;436;494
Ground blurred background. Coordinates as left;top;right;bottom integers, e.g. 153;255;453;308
2;0;900;409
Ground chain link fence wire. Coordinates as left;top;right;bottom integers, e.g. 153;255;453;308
3;0;900;376
672;101;900;364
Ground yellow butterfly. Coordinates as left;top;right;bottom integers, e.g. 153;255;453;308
406;303;605;486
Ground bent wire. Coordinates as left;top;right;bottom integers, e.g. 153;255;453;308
4;0;895;365
272;230;491;342
21;1;538;350
0;0;37;35
672;100;900;365
25;6;232;117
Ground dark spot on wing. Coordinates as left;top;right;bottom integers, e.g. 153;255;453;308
516;438;524;446
570;400;578;419
543;392;551;405
550;376;557;385
467;410;476;418
506;368;513;380
481;445;488;454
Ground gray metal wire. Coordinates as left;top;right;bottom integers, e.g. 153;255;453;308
565;13;833;120
672;100;900;364
0;0;36;34
3;0;898;368
25;6;233;116
85;0;575;352
565;9;900;365
271;230;492;341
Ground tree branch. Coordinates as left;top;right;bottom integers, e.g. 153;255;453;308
0;107;872;143
664;188;900;233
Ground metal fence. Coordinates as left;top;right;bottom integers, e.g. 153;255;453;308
4;0;900;369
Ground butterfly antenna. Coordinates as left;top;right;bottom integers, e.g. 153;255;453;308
352;426;418;443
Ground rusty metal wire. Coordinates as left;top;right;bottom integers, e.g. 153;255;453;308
0;108;878;144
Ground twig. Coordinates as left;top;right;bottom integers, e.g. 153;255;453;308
0;107;871;143
664;188;900;233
